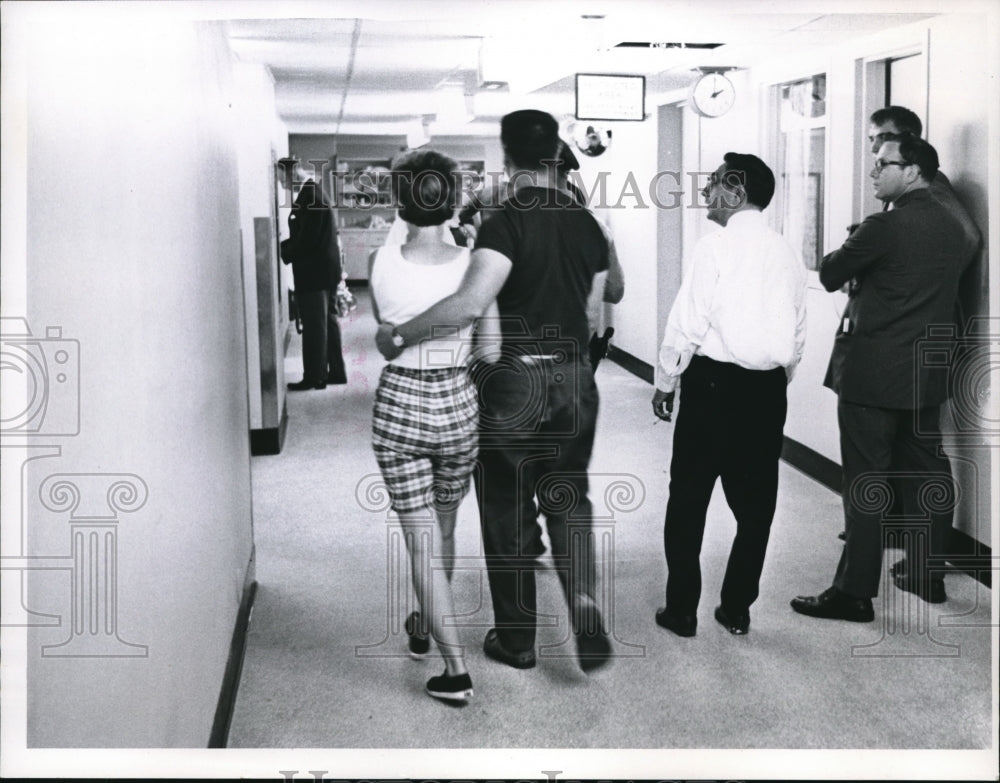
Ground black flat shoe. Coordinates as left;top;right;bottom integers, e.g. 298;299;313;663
425;670;473;702
893;573;946;604
287;379;326;391
714;605;750;635
405;611;430;659
483;629;535;669
790;587;874;622
654;607;696;637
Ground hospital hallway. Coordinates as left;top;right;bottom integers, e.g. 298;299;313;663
226;288;993;750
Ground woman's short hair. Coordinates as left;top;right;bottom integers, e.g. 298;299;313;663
392;150;459;227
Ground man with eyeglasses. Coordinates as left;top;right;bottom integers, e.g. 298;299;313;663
867;107;980;260
791;136;976;620
652;153;806;637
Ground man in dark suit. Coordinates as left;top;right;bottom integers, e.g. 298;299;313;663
791;136;976;621
280;159;346;390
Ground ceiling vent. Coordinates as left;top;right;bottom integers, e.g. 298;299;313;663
614;41;723;49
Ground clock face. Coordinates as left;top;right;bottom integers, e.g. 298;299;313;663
691;73;735;118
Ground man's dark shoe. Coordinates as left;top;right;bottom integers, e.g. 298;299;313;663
287;379;326;391
654;607;697;637
327;374;348;385
893;573;946;604
483;629;535;669
790;587;874;622
405;611;430;659
573;599;612;674
714;605;750;635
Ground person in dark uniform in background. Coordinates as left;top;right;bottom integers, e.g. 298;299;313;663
375;109;619;674
279;158;347;390
791;136;976;620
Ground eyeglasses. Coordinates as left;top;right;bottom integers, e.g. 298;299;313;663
872;159;912;173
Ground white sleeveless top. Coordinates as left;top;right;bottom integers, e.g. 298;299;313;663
370;243;474;369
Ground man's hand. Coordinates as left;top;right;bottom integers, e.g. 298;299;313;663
652;389;675;422
375;322;404;360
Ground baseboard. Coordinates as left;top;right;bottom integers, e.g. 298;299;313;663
250;400;288;456
606;344;653;384
209;547;257;748
781;436;842;493
947;528;993;589
609;348;993;587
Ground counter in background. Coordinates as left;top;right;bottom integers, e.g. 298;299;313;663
339;227;391;281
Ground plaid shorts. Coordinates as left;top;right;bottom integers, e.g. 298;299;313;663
372;365;479;513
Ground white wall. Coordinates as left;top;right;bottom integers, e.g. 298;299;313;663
594;119;660;365
12;15;253;746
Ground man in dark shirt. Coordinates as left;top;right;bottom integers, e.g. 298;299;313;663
375;110;620;674
791;136;975;621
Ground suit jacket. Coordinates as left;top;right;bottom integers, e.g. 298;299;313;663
280;180;341;292
820;188;975;409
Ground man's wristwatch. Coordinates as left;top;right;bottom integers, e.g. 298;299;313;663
391;327;404;348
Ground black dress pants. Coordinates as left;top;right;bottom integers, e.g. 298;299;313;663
663;355;787;616
298;289;347;384
474;356;599;653
297;289;329;385
833;400;953;598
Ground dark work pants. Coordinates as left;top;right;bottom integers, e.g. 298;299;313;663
663;355;788;616
297;289;329;385
474;357;599;653
833;400;953;598
327;313;347;383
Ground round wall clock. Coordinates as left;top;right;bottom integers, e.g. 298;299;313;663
690;72;735;118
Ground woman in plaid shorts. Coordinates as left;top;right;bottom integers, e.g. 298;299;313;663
369;150;500;703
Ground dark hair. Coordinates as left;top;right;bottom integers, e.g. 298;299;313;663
895;135;939;181
722;152;776;209
869;106;923;136
500;109;561;170
392;150;458;227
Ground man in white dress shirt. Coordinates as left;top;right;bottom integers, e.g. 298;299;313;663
652;153;807;637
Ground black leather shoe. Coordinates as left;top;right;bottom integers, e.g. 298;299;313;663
714;605;750;635
893;573;946;604
573;599;612;674
326;374;348;385
654;607;696;637
287;379;326;391
790;587;874;622
483;629;535;669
